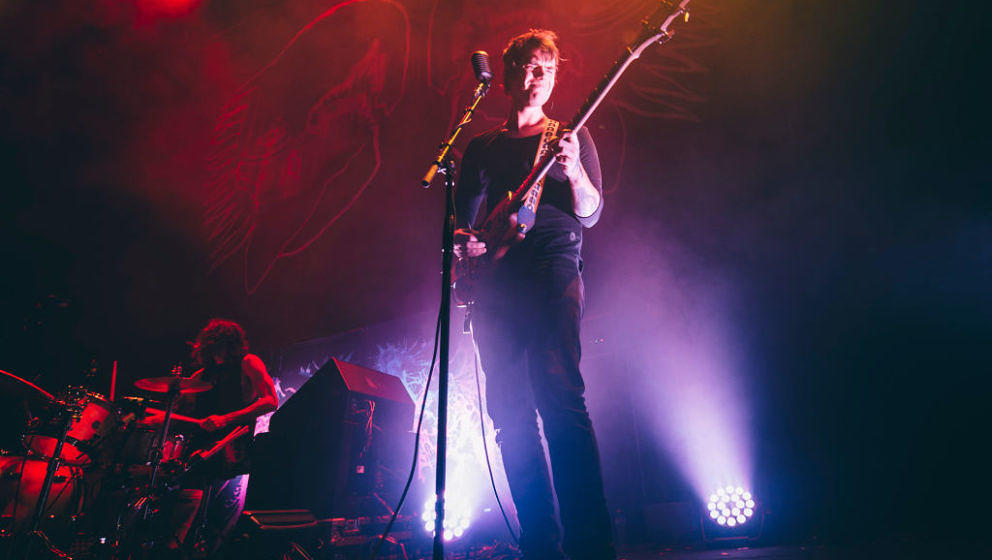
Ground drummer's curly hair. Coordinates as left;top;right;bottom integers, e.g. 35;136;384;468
191;318;249;366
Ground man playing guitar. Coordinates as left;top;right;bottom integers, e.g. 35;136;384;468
454;29;614;560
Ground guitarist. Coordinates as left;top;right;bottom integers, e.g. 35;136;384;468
454;30;614;560
140;318;277;556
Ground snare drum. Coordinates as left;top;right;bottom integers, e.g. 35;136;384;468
23;388;123;466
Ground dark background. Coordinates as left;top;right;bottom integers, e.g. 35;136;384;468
1;0;988;545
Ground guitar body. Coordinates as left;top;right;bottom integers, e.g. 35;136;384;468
453;0;692;307
453;194;530;306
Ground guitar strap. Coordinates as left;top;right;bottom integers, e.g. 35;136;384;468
518;118;560;218
534;119;560;169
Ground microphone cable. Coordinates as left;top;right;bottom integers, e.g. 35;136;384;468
368;306;441;560
470;322;521;546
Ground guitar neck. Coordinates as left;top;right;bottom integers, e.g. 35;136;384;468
570;47;649;133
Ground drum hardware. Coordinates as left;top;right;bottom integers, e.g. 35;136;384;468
120;429;186;467
146;376;181;512
1;367;229;558
29;370;216;556
0;369;54;452
22;388;123;466
1;375;93;558
28;399;80;530
130;368;213;523
3;396;86;559
99;422;253;558
0;455;84;535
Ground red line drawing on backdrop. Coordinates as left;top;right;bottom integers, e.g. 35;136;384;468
204;0;410;294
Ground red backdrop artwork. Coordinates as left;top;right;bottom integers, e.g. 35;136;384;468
204;0;412;293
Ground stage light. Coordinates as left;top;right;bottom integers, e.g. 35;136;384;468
700;484;764;545
421;496;472;541
706;486;756;528
377;339;511;542
136;0;202;19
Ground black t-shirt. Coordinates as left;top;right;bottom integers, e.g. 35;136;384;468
455;124;603;261
192;359;250;421
187;357;254;479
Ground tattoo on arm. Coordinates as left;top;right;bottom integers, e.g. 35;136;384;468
572;167;601;219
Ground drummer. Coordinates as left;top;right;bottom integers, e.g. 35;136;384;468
140;318;277;556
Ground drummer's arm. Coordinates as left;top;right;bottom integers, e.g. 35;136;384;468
200;354;277;432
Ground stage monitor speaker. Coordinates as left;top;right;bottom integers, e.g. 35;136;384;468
246;358;414;518
224;509;320;560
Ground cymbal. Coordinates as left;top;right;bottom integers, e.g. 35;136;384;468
134;376;213;394
0;369;54;406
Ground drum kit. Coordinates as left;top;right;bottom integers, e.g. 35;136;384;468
0;368;219;559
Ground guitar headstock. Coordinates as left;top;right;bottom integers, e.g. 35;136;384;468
631;0;692;57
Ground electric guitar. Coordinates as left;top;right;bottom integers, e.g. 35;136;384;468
454;0;692;306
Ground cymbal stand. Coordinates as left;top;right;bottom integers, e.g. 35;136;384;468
18;396;80;559
105;376;183;557
144;376;181;518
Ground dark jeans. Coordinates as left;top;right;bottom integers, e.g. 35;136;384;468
474;252;615;560
168;475;248;554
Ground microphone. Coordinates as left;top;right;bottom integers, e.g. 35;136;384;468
471;51;493;83
421;50;493;188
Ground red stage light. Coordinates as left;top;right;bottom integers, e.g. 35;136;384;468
137;0;201;19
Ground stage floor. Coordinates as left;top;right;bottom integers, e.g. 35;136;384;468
619;539;989;560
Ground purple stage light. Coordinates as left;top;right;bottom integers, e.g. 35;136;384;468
622;278;754;512
707;486;756;527
422;495;472;541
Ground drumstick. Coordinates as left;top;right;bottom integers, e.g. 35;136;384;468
110;360;118;402
141;408;203;425
169;413;203;424
190;425;251;462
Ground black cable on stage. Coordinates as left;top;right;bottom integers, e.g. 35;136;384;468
470;324;520;546
369;306;442;560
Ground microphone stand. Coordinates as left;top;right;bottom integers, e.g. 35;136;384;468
421;78;489;560
421;80;489;187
